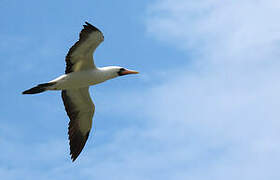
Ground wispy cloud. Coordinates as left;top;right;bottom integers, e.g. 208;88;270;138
141;0;280;179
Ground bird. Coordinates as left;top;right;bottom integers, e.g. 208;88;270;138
22;22;139;162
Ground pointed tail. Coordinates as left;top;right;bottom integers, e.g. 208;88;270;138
22;82;56;95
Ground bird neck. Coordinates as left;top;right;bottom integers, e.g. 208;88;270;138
96;66;118;81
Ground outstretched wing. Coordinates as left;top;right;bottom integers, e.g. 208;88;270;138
61;87;95;161
65;22;104;74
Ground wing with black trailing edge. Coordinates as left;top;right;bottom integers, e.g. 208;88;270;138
61;87;95;161
65;22;104;74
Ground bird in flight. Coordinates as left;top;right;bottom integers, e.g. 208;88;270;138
22;22;139;162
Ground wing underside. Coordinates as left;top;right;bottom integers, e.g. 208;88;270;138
61;87;95;161
65;22;104;74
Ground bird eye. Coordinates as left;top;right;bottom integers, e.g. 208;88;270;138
118;68;126;76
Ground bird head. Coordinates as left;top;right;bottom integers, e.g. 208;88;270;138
117;67;139;76
100;66;139;80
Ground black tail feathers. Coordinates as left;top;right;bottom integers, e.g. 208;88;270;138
22;82;56;95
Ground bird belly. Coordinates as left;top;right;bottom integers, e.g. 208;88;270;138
50;70;107;90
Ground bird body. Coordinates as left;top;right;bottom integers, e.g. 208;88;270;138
49;66;122;90
22;22;138;161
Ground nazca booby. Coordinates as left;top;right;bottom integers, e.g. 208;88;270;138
22;22;138;162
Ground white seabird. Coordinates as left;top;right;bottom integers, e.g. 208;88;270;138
22;22;139;162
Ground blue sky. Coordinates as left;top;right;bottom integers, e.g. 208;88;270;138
1;0;280;179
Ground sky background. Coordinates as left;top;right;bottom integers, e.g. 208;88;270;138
1;0;280;179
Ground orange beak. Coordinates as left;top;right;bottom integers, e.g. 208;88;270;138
121;69;139;75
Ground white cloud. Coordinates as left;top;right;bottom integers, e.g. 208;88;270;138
147;0;280;65
137;0;280;179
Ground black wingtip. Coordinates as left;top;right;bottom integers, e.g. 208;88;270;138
83;21;101;32
84;21;93;28
71;155;77;162
69;131;90;162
